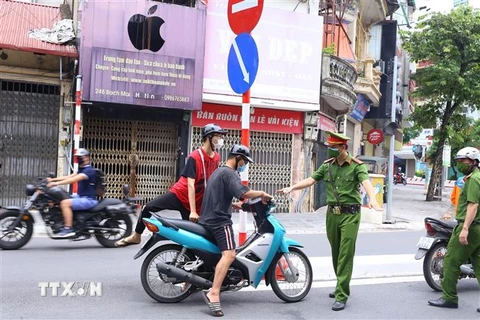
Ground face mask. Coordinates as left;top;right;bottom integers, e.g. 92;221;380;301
214;138;224;149
456;162;470;174
328;147;340;158
237;163;246;173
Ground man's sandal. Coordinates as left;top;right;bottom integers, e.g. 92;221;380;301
114;238;140;247
202;291;224;317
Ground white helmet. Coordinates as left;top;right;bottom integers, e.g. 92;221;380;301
455;147;480;165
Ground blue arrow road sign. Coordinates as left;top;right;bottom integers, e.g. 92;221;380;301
227;33;259;94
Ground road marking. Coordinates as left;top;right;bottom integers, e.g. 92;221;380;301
232;39;250;83
232;0;258;14
241;275;425;292
309;254;423;281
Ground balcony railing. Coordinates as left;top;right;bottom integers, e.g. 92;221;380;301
326;55;357;89
321;54;358;113
354;58;382;106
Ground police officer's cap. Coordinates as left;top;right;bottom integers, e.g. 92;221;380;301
324;131;351;146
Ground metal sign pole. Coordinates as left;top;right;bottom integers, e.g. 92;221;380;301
72;75;82;195
239;89;250;245
385;56;397;224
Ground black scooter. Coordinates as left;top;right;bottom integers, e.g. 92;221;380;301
415;217;476;291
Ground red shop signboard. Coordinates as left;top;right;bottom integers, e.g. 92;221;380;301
192;103;303;134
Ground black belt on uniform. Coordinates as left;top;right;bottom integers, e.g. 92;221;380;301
328;204;361;214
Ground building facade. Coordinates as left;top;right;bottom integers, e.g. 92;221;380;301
0;0;77;207
200;0;324;212
72;0;207;203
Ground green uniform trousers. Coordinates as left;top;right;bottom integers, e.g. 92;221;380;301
441;223;480;304
326;211;361;303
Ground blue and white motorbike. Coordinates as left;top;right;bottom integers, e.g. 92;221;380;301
133;198;313;303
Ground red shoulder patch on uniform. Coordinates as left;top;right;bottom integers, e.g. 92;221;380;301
323;158;335;164
352;158;364;164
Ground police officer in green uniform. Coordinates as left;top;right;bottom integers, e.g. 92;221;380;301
428;147;480;313
278;131;382;311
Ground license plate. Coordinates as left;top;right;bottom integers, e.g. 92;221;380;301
417;236;435;250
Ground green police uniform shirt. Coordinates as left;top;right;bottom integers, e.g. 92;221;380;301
311;154;370;205
456;169;480;223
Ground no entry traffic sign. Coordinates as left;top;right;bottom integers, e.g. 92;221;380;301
227;0;264;35
227;33;259;94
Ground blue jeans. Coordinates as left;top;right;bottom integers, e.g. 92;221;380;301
71;195;98;211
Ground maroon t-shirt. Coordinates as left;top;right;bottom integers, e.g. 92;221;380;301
170;149;220;213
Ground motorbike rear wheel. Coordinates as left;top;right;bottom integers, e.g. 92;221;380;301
0;210;34;250
140;244;197;303
423;242;447;292
95;213;132;248
269;247;313;303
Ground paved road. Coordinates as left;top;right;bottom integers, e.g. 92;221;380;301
2;234;479;319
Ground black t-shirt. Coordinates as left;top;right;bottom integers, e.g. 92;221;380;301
199;166;249;227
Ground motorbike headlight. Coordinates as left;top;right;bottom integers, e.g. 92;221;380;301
25;184;36;196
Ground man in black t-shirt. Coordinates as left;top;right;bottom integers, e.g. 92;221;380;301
199;144;272;317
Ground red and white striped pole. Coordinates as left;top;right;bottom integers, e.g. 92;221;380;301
238;89;250;245
72;75;82;194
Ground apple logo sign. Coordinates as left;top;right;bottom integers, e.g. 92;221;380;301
128;5;165;52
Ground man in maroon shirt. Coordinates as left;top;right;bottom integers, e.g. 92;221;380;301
115;124;227;247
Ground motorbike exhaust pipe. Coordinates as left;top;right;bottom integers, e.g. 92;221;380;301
88;227;124;233
156;262;213;289
460;265;475;276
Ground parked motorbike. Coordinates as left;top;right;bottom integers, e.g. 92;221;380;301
134;198;313;303
0;173;140;250
415;217;476;291
393;172;407;185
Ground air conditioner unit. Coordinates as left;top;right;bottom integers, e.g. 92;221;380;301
375;60;385;74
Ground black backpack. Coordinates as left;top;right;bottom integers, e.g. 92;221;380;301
94;168;106;197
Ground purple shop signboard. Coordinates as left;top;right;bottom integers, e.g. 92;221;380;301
79;0;206;110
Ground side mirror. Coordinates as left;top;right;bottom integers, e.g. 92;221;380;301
123;184;130;196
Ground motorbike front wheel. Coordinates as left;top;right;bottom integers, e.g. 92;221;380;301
423;242;447;292
140;244;197;303
0;210;34;250
270;247;313;303
402;179;407;186
95;213;132;248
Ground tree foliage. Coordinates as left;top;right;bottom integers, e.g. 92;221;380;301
401;7;480;201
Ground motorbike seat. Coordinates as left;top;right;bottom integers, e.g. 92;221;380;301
155;216;216;243
425;217;457;229
87;198;123;212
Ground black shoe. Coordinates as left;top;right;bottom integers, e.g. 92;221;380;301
54;227;75;238
428;298;458;309
328;292;335;298
332;301;346;311
477;307;480;313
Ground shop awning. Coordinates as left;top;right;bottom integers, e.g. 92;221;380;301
394;150;416;160
0;0;77;57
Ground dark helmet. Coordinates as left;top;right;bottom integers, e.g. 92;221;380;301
74;148;90;157
202;123;228;139
229;144;254;163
